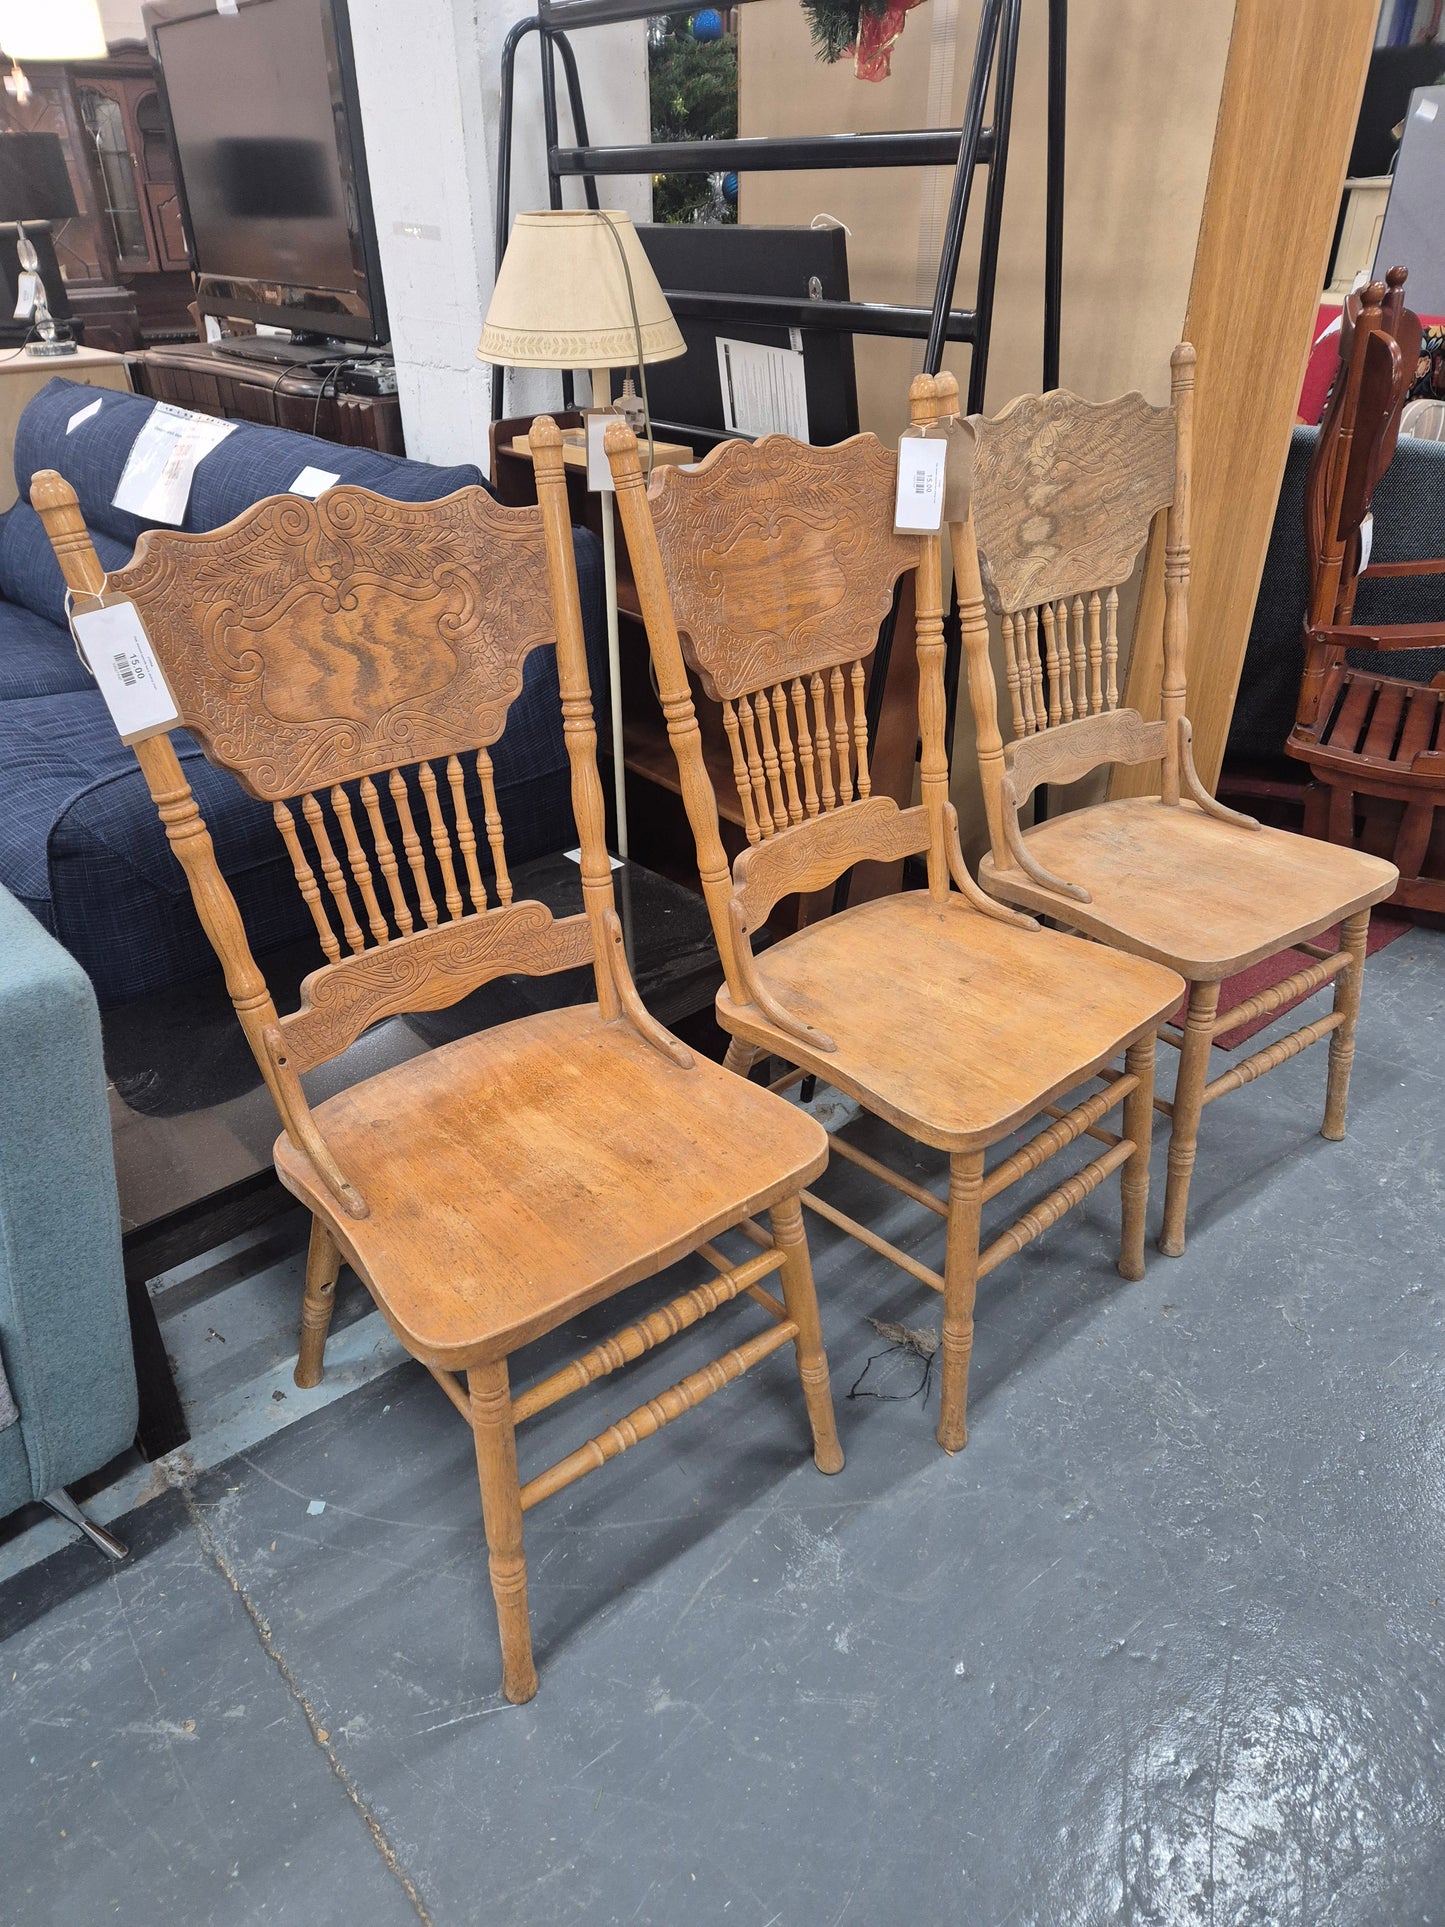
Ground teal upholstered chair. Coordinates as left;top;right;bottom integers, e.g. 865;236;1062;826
0;885;137;1556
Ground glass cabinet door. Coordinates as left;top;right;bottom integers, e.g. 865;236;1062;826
78;86;152;271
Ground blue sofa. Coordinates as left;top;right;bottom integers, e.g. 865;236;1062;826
0;883;136;1546
0;379;605;1008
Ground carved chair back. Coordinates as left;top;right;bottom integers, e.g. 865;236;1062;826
946;345;1197;877
33;418;620;1216
609;393;980;1015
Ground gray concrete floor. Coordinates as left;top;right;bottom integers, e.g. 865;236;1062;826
2;930;1442;1927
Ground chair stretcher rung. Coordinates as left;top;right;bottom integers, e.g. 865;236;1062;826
977;1139;1134;1279
1041;1102;1122;1150
769;1067;806;1095
1211;951;1347;1038
1201;1011;1343;1107
1295;939;1334;961
518;1319;799;1511
510;1244;786;1424
982;1079;1134;1203
826;1132;948;1217
800;1189;946;1293
697;1238;788;1322
426;1362;472;1421
1156;1023;1184;1047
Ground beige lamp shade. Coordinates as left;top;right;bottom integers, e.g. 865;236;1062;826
477;209;685;371
0;0;106;59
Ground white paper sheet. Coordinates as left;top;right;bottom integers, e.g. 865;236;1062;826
112;402;237;525
66;396;105;434
289;465;340;498
716;337;810;440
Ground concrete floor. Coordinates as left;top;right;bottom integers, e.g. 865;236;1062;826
2;929;1442;1926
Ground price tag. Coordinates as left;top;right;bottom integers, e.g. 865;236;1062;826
290;465;340;498
14;272;37;321
1358;510;1374;572
894;429;947;533
67;396;104;434
216;0;239;13
71;599;181;745
585;410;616;493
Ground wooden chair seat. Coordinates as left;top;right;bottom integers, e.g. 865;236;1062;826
1303;667;1445;788
273;1003;828;1366
979;798;1398;979
718;891;1181;1152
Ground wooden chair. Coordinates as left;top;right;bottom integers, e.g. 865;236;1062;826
945;347;1398;1259
33;417;843;1705
1288;270;1445;912
607;383;1184;1456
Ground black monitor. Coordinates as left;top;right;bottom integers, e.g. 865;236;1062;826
635;224;860;454
143;0;388;346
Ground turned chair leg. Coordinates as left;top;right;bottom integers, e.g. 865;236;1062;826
769;1194;844;1474
1322;908;1371;1141
937;1149;986;1454
1159;980;1220;1259
723;1037;758;1078
1118;1034;1156;1283
468;1358;538;1706
294;1217;341;1389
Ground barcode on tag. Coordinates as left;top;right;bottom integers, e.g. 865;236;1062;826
895;432;947;533
71;600;181;744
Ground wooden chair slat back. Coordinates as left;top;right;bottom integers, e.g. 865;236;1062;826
31;422;618;1076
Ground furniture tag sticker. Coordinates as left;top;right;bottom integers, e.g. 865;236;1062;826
112;402;238;525
216;0;239;13
13;272;37;321
72;600;181;745
1358;510;1373;571
564;846;623;871
290;465;340;498
204;315;223;342
66;396;105;434
895;431;947;532
585;411;616;493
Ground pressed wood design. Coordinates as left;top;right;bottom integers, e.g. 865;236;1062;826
945;348;1398;1257
1288;272;1445;913
33;421;843;1705
608;394;1185;1454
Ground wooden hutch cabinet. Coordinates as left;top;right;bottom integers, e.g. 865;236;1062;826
1;47;194;352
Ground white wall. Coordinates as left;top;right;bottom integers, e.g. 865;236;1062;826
98;0;146;42
348;0;650;467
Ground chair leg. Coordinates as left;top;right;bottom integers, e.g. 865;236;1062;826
1159;980;1220;1259
768;1194;844;1474
468;1358;538;1706
723;1038;758;1078
1118;1034;1156;1283
294;1217;341;1390
1322;908;1371;1141
937;1148;986;1455
42;1488;127;1560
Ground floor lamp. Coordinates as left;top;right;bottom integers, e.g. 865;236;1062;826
478;209;685;861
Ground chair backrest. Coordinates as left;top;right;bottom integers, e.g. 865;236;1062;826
948;345;1193;872
33;419;620;1180
609;393;962;1003
1304;269;1419;635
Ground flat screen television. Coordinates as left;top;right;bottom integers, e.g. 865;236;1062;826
143;0;387;346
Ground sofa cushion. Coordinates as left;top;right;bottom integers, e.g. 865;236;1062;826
0;527;606;1007
0;503;134;630
0;596;95;701
13;377;486;551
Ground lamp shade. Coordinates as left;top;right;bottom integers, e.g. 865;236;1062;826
0;0;107;60
477;209;685;371
0;134;80;222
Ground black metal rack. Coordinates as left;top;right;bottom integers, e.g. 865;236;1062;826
492;0;1066;420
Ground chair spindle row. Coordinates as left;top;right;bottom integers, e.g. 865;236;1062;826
722;661;872;846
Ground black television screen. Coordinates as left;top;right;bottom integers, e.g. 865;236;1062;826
144;0;387;344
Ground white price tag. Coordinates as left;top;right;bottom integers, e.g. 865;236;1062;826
13;272;37;321
112;401;237;525
217;0;239;13
203;315;223;343
894;431;947;533
585;411;615;493
289;465;340;498
71;600;181;745
66;396;104;433
1358;510;1374;572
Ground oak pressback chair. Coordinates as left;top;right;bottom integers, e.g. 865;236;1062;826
1289;270;1445;912
947;348;1398;1259
34;418;842;1705
609;386;1184;1455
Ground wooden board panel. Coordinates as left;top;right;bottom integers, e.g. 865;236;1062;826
1113;0;1380;798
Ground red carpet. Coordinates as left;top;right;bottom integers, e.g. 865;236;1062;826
1181;912;1412;1050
